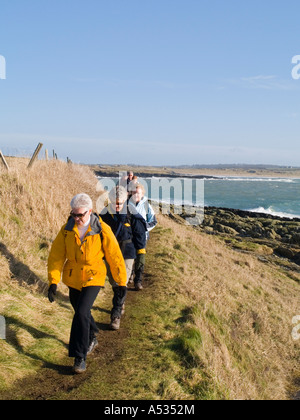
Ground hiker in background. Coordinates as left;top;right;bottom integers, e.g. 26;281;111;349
128;183;158;289
101;185;147;327
119;170;134;190
128;175;139;198
129;183;158;242
127;171;134;185
47;193;127;374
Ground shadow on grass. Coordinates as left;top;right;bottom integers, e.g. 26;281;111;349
0;241;69;304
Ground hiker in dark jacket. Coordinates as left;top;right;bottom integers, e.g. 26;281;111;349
101;186;147;330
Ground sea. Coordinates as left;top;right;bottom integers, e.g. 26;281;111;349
97;176;300;220
203;177;300;219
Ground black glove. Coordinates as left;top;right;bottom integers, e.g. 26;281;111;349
48;284;57;303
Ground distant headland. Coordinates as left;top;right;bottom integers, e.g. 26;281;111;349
89;163;300;179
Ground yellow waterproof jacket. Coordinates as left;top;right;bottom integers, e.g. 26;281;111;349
48;213;127;291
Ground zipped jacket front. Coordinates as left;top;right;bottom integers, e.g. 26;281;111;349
48;213;127;291
101;205;147;260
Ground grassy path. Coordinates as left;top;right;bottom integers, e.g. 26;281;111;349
0;223;190;400
1;216;299;400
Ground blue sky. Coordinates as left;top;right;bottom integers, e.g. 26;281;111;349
1;0;300;166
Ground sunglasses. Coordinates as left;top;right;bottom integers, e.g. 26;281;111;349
70;210;88;219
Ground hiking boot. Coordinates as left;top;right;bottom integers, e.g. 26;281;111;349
135;282;143;291
110;317;121;331
87;337;98;355
73;357;86;374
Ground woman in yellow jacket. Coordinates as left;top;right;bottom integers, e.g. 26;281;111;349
48;193;127;374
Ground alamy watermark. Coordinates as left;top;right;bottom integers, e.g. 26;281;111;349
291;55;300;80
292;315;300;341
96;173;204;226
0;55;6;80
0;316;6;340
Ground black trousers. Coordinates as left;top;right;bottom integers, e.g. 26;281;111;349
68;286;101;359
111;286;128;320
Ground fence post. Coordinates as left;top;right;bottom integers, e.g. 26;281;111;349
45;149;49;161
0;150;9;170
28;143;43;169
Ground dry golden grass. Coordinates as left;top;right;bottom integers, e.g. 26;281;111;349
0;158;103;389
0;158;298;399
152;214;300;400
0;158;100;283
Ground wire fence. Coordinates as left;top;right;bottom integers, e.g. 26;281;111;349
0;146;33;158
0;143;72;170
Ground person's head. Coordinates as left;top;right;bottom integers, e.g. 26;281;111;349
128;171;134;181
128;176;138;193
108;186;128;213
132;184;145;204
70;193;93;226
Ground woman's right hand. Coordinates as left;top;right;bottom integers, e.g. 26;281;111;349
48;284;57;303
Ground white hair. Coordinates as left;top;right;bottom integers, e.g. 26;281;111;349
108;186;128;203
70;193;93;210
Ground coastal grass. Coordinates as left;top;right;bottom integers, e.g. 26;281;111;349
224;238;274;255
0;158;102;390
0;159;299;399
137;217;299;400
62;216;299;400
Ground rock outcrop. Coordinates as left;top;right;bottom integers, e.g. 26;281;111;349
168;205;300;267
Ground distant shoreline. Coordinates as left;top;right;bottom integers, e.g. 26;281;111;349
91;165;300;221
90;164;300;180
94;169;220;180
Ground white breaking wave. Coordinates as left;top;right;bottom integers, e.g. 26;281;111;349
210;177;297;183
247;206;300;219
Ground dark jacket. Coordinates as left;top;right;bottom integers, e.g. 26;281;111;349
100;205;147;260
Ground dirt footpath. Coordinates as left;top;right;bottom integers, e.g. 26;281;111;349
0;283;143;400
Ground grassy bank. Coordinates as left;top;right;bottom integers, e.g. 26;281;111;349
0;158;101;390
146;216;299;399
50;214;299;400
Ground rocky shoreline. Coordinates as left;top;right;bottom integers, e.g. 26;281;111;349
94;169;220;180
167;205;300;270
92;165;300;271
